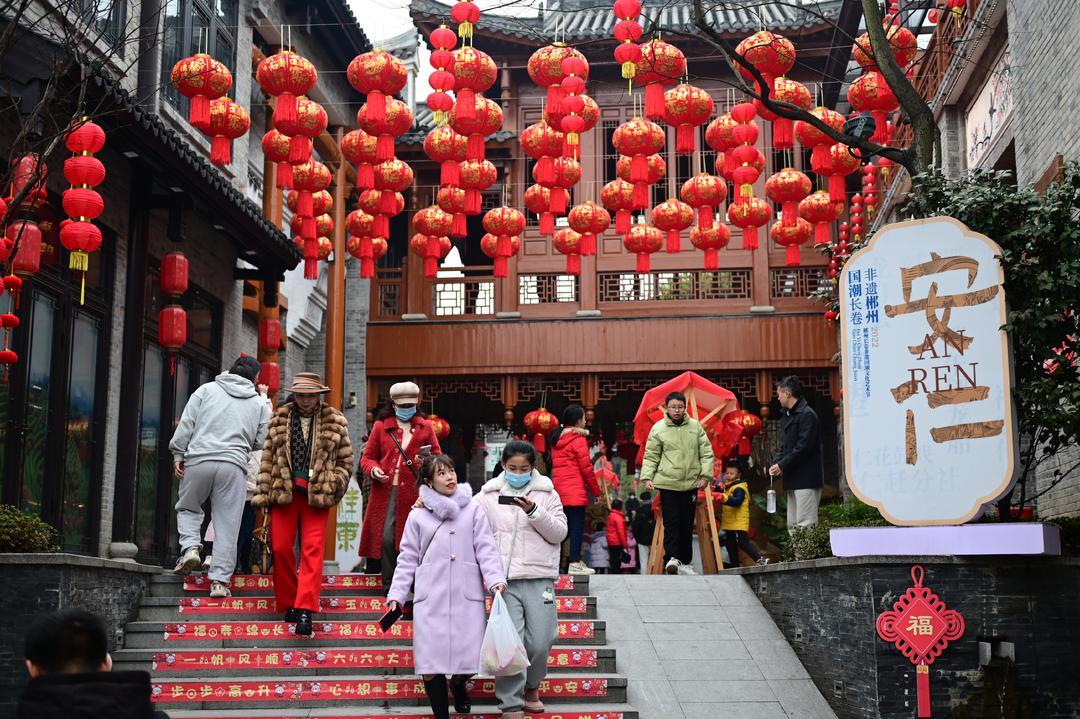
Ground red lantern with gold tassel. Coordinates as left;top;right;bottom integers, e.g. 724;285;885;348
451;46;497;123
567;201;611;257
553;227;584;275
347;234;388;279
770;217;813;266
634;39;686;121
624;224;663;274
754;77;811;150
664;84;714;155
848;71;899;145
206;98;249;167
652;198;694;254
437;186;469;237
612;0;643;91
482;206;526;277
525;184;554;236
728;102;760;206
451;0;481;39
262;130;294;189
348;49;408;126
559;54;590;159
427;27;457;126
413;205;454;278
680;173;728;230
690;223;731;271
799;190;843;246
340;129;379;191
528;44;583;114
480;233;521;278
449;95;503;161
256;50;316;127
735;31;795;91
170;53;232;130
424;126;468;187
458;159;497;216
616;153;666;210
61;119;106;302
728;196;771;250
523;408;559;452
766;167;813;228
358;97;414;163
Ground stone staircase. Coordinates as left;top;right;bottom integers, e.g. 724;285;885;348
113;572;637;718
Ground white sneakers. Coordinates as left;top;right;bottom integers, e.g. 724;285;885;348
174;546;201;575
677;563;697;576
664;558;698;576
568;561;596;576
210;580;231;598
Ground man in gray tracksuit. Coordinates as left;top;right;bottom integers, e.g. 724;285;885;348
169;356;270;597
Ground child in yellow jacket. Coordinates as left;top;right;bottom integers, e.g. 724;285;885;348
716;460;768;568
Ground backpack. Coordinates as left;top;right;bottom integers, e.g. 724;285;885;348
631;502;655;545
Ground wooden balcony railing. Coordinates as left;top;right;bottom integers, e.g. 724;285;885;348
519;273;579;305
770;267;829;301
598;268;752;304
431;266;497;318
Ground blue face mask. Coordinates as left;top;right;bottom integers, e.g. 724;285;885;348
395;406;417;421
505;470;532;488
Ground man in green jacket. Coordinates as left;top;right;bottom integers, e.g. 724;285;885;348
640;391;715;575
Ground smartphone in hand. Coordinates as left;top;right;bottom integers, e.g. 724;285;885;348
419;444;432;457
498;495;519;505
379;605;403;632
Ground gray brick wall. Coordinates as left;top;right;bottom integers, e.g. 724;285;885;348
1033;445;1080;519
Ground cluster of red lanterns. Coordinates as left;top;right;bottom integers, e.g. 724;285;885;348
172;53;249;168
412;204;454;279
60;120;107;301
481;206;525;277
847;8;913;146
258;316;283;394
158;252;188;373
928;0;968;26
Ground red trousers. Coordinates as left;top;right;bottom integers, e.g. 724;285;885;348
270;497;330;613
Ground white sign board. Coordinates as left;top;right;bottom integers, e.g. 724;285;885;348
840;217;1017;526
334;479;363;572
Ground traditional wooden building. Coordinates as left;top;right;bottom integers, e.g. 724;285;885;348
365;0;857;484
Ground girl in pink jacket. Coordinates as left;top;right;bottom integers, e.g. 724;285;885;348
475;439;568;719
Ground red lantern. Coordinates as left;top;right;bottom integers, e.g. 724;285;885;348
795;107;845;175
824;142;862;202
520;120;565;188
553;227;584;275
765;168;813;227
287;189;333;218
259;317;282;352
346;209;374;239
690;223;731;271
437;186;469;237
429;414;452;441
728;197;771;250
480;233;521;277
424;126;468;187
63;155;105;188
170;53;232;129
60;187;103;221
449;95;504;161
357;97;413;162
567;201;611;257
735;410;763;454
276;96;328;164
651;198;694;253
524;184;554;236
291;213;333;238
61;119;105;301
728;103;761;205
451;46;497;122
624;224;663;274
482;206;526;277
615;151;665;210
664;84;714;154
410;233;451;278
558;55;591;158
259;361;281;395
66;119;105;154
799;190;843;245
612;118;665;181
735;31;795;90
206;98;250;167
458;159;496;215
705;113;738;153
291;160;332;279
536;157;581;216
523;408;559;452
634;39;686;120
451;0;481;38
373;159;414;215
340;129;379;190
256;50;317;127
848;71;899;145
158;305;188;351
346;235;388;279
161;252;189;295
528;45;586;112
59;221;102;267
680;173;728;230
10;221;42;276
348;50;408;126
770;217;813;266
413;205;454;241
853;23;917;71
754;77;812;149
601;179;636;235
262;130;294;189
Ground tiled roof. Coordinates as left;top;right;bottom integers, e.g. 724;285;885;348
374;28;421;61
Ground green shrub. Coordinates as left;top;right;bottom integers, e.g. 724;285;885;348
819;497;890;528
0;504;58;553
781;523;832;562
776;497;889;562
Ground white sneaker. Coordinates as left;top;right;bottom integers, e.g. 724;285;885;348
677;562;697;576
569;561;596;576
756;557;770;566
665;558;680;575
201;555;213;572
210;580;231;598
174;546;201;575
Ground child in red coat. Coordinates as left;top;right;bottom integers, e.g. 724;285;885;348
605;499;629;576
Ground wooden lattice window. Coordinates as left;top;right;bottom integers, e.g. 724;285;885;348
598;269;752;303
770;267;829;300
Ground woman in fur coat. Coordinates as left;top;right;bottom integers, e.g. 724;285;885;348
251;372;354;636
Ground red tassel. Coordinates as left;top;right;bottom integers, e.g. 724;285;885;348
210;137;231;166
464;188;482;214
916;664;931;718
456;88;476;121
549;189;567;215
494;255;509;278
374;214;390;238
303;238;318;280
275;93;298;127
276;161;293;189
533;432;546;453
546;85;563;112
704;248;719;270
773;118;793;149
441;160;460;186
361;257;375;278
738;436;751;455
782;201;798;227
302;216;316;238
467;134;485;161
566;253;581;275
360;237;373;260
540;212;555;235
289;135;310;163
676;124;695;154
376;134;395;162
298;191;313;217
872;111;888;144
697;206;714;229
630;154;648;183
814;222;831;245
536;157;555;185
424;256;437;278
358;163;375;190
742;225;759;250
666;229;681;253
581;233;596;256
632;182;648;209
636;252;651;274
644;84;665;120
379;190;397;214
496;234;511;257
785;244;801;266
452;213;467;236
616;209;631;234
829;175;846;203
811;145;831;174
366;91;387;124
189;95;211;130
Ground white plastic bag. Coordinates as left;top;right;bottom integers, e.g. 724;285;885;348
479;592;530;676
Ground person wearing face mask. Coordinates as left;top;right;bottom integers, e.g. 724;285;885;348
251;373;354;636
386;454;506;719
359;382;443;590
475;440;568;719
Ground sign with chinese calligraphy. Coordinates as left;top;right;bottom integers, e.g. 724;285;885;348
335;480;363;572
841;217;1018;525
876;565;965;717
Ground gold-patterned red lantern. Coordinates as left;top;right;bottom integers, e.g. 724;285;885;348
452;46;497;122
340;128;379;190
624;223;663;274
256;50;316;127
346;234;388;279
437;185;469;237
373;159;414;214
799;190;843;246
528;44;585;112
450;0;481;39
427;25;458;125
824;141;861;202
273;96;327;164
523;407;559;452
348;49;408;125
754;77;812;149
262;129;294;189
765;167;812;227
291;212;333;239
413;204;454;241
795;107;845;175
634;39;686;120
601;178;636;234
727;102;760;205
543;157;581;216
616;153;666;209
567;201;611;257
553;227;584;275
428;414;452;441
705;113;738;153
735;409;763;454
728;196;771;250
735;31;795;90
651;198;695;254
848;71;899;144
558;54;590;158
10;222;42;277
410;233;452;278
663;84;714;154
449;95;503;161
458;159;497;215
482;206;526;276
680;173;728;230
613;118;666;196
770;217;812;266
424;126;468;186
612;0;644;88
287;189;333;219
853;23;917;71
205;98;249;167
524;183;555;236
291;160;332;279
170;53;232;129
520;120;564;188
480;232;521;277
690;223;731;270
358;97;414;162
346;209;375;239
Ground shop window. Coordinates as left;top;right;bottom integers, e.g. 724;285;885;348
161;0;239;112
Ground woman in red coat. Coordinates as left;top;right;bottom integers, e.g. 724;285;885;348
548;405;601;576
358;382;441;589
606;499;629;576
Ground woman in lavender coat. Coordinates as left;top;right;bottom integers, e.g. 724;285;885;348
387;454;506;719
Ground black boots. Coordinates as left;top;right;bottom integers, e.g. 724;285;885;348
295;609;313;636
450;674;472;713
423;675;450;719
284;608;300;623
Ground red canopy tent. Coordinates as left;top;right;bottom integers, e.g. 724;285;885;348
632;371;744;466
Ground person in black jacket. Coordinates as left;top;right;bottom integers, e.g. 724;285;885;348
17;608;169;719
768;376;824;533
631;491;655;574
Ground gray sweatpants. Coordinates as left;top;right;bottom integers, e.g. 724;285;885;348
495;577;558;712
175;460;246;583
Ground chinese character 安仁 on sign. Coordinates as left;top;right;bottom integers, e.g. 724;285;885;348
840;217;1018;525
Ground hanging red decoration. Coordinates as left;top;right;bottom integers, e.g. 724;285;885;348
528;44;585;113
286;189;332;219
206;98;250;167
734;31;795;91
262;130;294;189
451;46;497;122
728;102;760;205
795;107;845;175
520;120;564;188
601;179;636;235
429;414;452;441
158;304;188;352
427;25;458;126
663;84;714;154
799;190;843;246
340;129;379;191
348;49;408;126
623;224;663;274
734;410;762;454
10;222;42;276
259;361;281;396
256;50;316;127
680;173;728;230
258;317;282;352
412;203;455;273
60;118;106;303
689;223;731;271
770;217;812;266
634;39;686;121
765;167;813;228
482;206;526;277
373;159;414;216
480;232;521;278
728;196;771;250
161;252;189;295
613;117;665;207
424;126;468;187
651;198;694;254
346;234;388;279
170;53;232;130
612;0;643;90
567;201;611;257
754;77;811;149
544;93;598;142
291;160;332;279
545;157;582;217
824;142;862;203
705;113;738;153
292;235;333;262
276;96;327;164
458;159;497;216
523;408;559;452
358;97;414;162
558;54;590;158
848;71;899;145
290;213;333;238
524;184;554;236
450;0;481;39
553;227;584;275
346;209;374;241
853;24;917;71
437;186;469;237
449;95;503;161
410;233;452;278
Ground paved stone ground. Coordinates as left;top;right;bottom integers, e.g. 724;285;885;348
591;574;838;719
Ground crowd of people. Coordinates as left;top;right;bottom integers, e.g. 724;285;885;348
17;358;824;719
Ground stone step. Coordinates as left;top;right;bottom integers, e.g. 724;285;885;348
123;620;605;648
166;706;638;718
154;574;587;597
138;595;595;621
113;646;616;676
150;675;627;709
